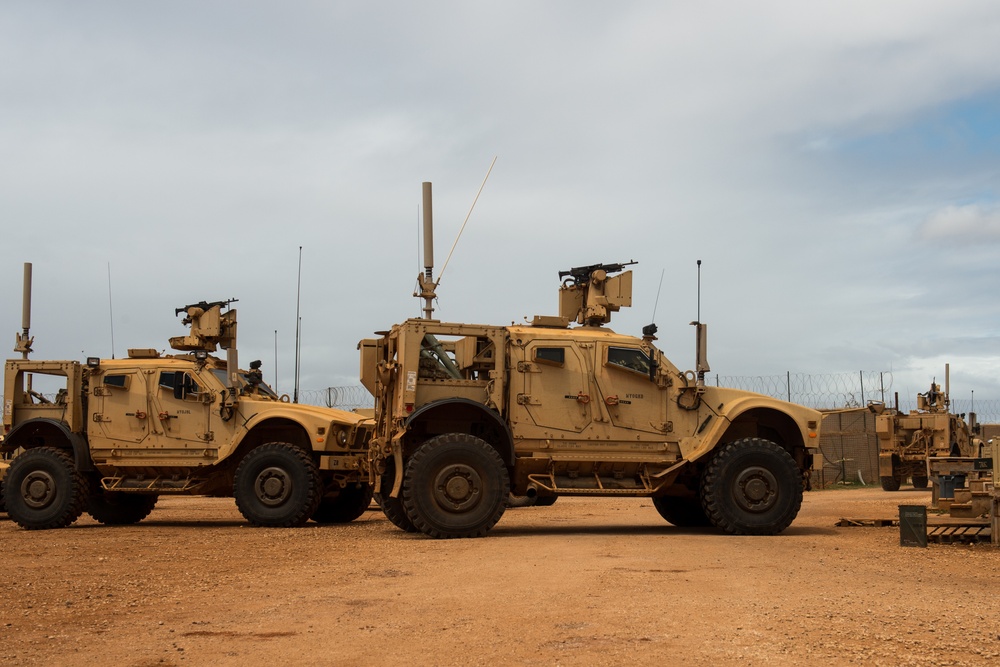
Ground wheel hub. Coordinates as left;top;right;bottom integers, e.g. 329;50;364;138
433;463;482;512
255;466;292;507
733;466;777;513
21;471;57;509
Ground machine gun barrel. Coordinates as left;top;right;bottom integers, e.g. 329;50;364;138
175;298;238;316
558;260;637;286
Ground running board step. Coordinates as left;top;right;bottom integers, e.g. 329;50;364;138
101;476;203;493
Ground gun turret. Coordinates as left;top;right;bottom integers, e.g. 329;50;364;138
531;260;635;327
168;299;239;352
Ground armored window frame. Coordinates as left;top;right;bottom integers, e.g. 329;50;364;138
103;374;129;390
158;371;176;390
533;347;566;367
605;346;651;376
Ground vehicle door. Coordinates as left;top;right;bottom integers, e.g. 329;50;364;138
88;369;151;446
510;339;595;437
594;343;669;437
148;369;217;447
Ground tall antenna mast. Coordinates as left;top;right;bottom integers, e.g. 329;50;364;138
696;259;702;323
15;262;34;359
413;157;498;319
294;246;303;403
417;182;436;319
107;262;116;359
691;259;709;387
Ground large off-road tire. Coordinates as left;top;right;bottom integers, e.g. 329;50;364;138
700;437;803;536
880;475;901;492
87;492;158;525
234;443;322;527
911;475;929;490
402;433;509;539
374;459;418;533
312;483;374;524
652;495;712;527
4;447;87;530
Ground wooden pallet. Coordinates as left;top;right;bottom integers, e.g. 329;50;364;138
927;517;992;544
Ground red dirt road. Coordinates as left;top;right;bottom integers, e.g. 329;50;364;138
1;487;999;666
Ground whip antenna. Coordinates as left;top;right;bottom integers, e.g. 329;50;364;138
642;268;664;341
651;268;665;322
107;262;116;359
436;155;497;285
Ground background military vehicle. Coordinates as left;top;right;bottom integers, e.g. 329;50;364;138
359;182;822;539
2;264;372;530
872;368;978;491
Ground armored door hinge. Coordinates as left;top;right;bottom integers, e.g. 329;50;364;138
517;394;540;406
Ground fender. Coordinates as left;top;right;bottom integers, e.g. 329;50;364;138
405;397;515;467
683;387;820;463
3;418;95;472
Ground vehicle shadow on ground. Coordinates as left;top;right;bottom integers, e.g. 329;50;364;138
406;523;843;539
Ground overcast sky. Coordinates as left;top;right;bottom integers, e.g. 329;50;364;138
2;1;999;407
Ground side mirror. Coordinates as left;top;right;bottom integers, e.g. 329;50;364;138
173;371;186;400
173;372;197;400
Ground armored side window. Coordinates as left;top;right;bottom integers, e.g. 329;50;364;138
533;347;566;367
103;374;129;389
158;372;176;390
606;347;650;375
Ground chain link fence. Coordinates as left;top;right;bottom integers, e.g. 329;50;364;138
4;370;997;490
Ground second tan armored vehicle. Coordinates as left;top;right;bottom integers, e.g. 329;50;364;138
360;187;821;538
3;279;372;530
872;373;977;491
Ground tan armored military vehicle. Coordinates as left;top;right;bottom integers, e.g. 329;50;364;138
872;371;977;491
358;184;822;539
2;267;372;530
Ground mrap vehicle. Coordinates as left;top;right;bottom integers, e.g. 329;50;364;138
871;367;978;491
359;183;822;539
2;265;372;530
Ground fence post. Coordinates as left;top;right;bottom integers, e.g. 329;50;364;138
787;371;791;403
859;370;865;406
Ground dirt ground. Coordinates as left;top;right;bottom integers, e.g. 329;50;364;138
1;486;998;667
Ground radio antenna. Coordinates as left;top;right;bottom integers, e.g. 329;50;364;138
642;268;664;341
691;259;709;386
650;268;665;322
436;155;497;286
107;262;116;359
294;246;302;404
696;259;702;322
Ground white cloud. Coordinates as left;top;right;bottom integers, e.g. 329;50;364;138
919;204;1000;243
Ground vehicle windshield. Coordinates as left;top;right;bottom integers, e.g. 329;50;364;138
210;368;279;399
